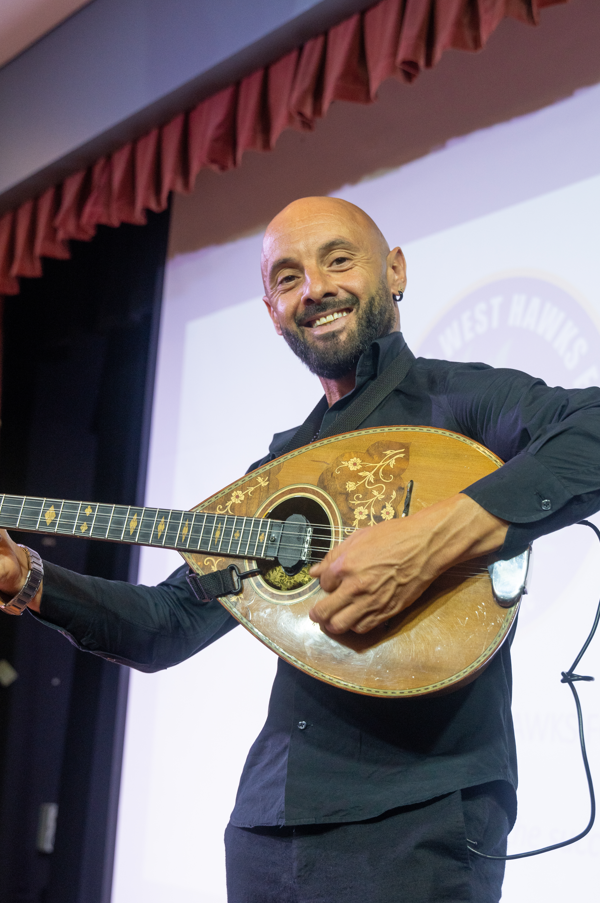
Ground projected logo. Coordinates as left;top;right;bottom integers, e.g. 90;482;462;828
418;275;600;627
419;275;600;389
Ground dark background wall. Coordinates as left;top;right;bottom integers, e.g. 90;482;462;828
0;205;169;903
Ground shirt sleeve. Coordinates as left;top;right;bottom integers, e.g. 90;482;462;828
32;560;239;672
446;365;600;558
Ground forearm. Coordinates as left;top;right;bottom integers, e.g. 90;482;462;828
416;492;508;572
453;375;600;552
32;561;237;672
310;492;508;634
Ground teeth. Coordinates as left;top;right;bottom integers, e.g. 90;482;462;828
312;310;349;328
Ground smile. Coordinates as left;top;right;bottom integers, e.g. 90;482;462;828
306;309;352;328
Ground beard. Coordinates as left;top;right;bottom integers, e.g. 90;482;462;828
279;280;397;379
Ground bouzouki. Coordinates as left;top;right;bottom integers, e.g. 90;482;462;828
0;427;529;697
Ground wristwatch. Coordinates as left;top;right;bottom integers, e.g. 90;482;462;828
0;545;44;615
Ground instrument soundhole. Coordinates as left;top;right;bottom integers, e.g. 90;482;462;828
260;496;332;592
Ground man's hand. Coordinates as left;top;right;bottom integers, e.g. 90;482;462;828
0;530;43;613
308;494;508;634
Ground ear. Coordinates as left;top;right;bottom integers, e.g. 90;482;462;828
386;246;407;294
263;296;283;336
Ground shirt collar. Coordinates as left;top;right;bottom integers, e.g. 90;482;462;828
330;331;408;410
267;332;410;456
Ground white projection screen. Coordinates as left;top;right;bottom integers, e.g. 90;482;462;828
112;84;600;902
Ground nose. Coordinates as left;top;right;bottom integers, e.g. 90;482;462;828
300;266;339;306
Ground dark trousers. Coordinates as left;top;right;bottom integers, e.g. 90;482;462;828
225;785;509;903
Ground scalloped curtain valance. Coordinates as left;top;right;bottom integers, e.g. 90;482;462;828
0;0;565;296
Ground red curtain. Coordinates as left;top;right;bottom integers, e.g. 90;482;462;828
0;0;566;297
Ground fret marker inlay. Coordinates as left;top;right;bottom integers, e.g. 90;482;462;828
129;514;138;535
85;505;93;516
45;506;56;526
157;517;165;539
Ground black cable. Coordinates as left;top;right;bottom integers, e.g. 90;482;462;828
468;519;599;861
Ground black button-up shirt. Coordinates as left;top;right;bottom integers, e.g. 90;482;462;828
37;332;600;828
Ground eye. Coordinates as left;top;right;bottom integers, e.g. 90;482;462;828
330;255;350;266
276;273;297;287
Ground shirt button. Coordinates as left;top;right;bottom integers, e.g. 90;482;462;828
297;721;307;730
541;499;552;510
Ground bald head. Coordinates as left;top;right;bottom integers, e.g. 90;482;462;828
261;197;390;289
260;195;406;386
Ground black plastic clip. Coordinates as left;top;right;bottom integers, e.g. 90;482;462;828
187;563;261;604
561;671;595;684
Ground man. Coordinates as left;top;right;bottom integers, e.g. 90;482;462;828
2;197;600;902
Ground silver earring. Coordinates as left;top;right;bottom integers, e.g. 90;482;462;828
393;290;403;303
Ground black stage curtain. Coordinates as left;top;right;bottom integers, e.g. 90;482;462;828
0;205;170;903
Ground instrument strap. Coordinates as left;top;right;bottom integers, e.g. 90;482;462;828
281;345;415;454
189;346;415;603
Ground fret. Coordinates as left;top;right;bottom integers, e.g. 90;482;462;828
185;514;196;549
0;495;24;529
188;511;207;552
135;508;158;546
52;500;78;533
73;502;98;537
90;503;100;537
248;518;267;558
119;507;132;541
217;516;233;553
213;516;227;553
120;507;144;543
229;516;240;555
136;508;157;546
161;510;174;546
208;515;220;552
35;498;47;531
176;514;193;549
37;498;55;533
151;510;171;545
106;506;129;542
260;521;271;558
206;515;217;552
17;498;43;532
243;516;254;557
105;505;116;539
53;500;66;534
70;502;83;534
88;503;111;539
15;496;27;530
150;508;160;544
246;518;260;558
164;510;184;548
240;516;254;557
203;514;217;552
55;500;78;534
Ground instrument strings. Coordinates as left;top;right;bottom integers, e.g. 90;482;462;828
252;520;490;575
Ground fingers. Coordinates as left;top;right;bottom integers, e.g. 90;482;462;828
310;567;402;633
0;530;29;598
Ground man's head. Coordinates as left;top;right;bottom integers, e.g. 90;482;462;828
261;197;406;380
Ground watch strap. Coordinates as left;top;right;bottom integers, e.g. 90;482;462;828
0;546;44;615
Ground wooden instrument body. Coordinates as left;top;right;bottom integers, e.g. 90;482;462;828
182;427;519;698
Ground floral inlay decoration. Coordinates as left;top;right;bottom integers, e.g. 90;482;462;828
215;475;269;515
335;448;407;527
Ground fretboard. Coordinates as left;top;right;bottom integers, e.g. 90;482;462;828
0;494;278;560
